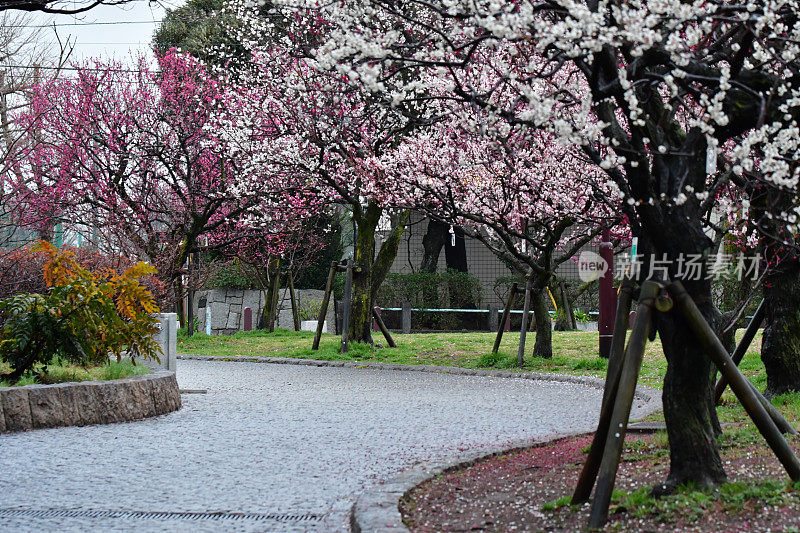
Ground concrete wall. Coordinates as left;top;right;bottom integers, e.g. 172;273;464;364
194;288;335;335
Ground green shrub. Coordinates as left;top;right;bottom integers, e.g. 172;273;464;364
0;242;161;383
376;271;482;309
297;298;322;321
375;271;483;329
207;260;259;289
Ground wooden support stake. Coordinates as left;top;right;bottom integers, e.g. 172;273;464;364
670;280;800;482
312;261;337;351
289;272;300;331
492;283;518;355
572;281;634;505
588;281;658;528
340;259;354;353
714;300;766;404
372;307;396;348
517;275;533;367
268;267;281;333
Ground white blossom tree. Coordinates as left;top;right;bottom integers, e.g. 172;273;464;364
250;0;800;492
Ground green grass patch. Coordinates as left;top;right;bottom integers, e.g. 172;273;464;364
541;494;574;512
610;479;794;521
177;327;768;391
0;359;151;387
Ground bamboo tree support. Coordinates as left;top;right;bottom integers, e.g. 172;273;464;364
572;280;635;505
267;262;281;333
517;274;533;367
711;300;794;433
670;280;800;481
714;300;766;404
492;282;518;355
372;307;396;347
289;272;301;331
340;259;354;354
312;261;337;351
588;281;659;528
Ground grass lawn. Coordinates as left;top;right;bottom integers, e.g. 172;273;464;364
177;327;766;392
0;359;152;387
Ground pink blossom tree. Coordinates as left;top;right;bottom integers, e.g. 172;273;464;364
14;51;317;328
382;106;621;358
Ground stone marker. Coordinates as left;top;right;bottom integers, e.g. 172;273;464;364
301;320;328;333
244;307;253;331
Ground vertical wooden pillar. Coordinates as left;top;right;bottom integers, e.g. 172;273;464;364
288;272;300;331
517;274;532;367
312;261;337;351
340;259;354;353
589;281;658;528
243;307;253;332
492;282;518;355
598;230;616;358
402;300;412;334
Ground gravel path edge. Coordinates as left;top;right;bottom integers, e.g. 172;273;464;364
177;354;659;403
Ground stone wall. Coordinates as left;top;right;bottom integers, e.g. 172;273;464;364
194;288;335;335
0;371;181;433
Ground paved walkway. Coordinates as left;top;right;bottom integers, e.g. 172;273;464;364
0;359;649;532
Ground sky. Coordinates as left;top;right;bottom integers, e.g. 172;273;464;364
32;0;186;64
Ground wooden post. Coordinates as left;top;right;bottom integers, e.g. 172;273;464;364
669;280;800;482
517;274;533;367
267;267;281;333
588;281;658;527
488;305;499;332
598;231;616;357
714;300;766;403
372;307;396;348
312;261;337;351
289;272;301;331
340;259;354;353
603;281;634;407
492;282;518;355
572;280;634;505
402;300;412;334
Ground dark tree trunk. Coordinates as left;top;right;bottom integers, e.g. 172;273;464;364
420;219;448;273
639;205;726;491
349;204;409;345
173;278;186;329
656;287;726;492
444;227;468;273
531;288;553;358
762;256;800;397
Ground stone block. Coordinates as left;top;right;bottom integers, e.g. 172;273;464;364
27;385;65;429
226;311;240;330
55;384;84;426
2;388;31;431
127;379;156;418
0;395;5;432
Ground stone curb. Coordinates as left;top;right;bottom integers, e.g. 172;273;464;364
177;354;660;405
177;353;662;532
0;371;181;433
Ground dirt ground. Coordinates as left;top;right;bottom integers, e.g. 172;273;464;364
400;432;800;532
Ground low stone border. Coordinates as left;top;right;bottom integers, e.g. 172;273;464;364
178;353;661;532
0;371;181;433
